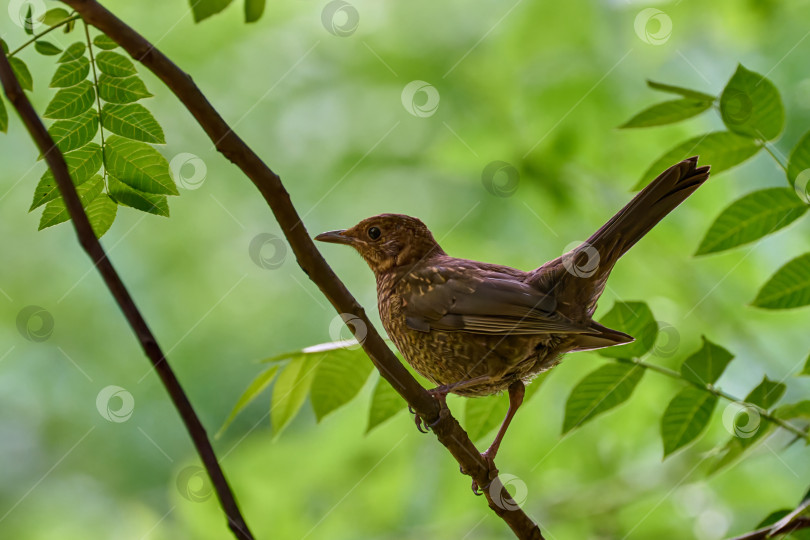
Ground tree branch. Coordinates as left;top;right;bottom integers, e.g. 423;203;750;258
727;517;810;540
59;0;545;537
0;54;254;540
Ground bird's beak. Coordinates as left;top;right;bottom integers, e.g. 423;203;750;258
315;229;354;245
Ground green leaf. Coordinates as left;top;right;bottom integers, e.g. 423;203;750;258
95;51;137;78
695;189;808;255
634;132;760;190
93;35;119;50
310;348;373;421
23;5;34;35
108;176;170;216
787;130;810;203
646;80;716;102
58;42;86;63
753;253;810;309
47;109;99;154
44;80;95;119
720;64;784;140
0;98;7;133
661;387;717;456
191;0;235;22
40;8;71;26
105;135;178;195
802;354;810;377
597;302;657;358
620;99;712;129
216;365;280;438
271;354;320;436
97;74;152;103
367;374;406;433
745;376;786;409
38;175;104;230
30;144;103;210
101;103;165;143
85;194;117;238
680;336;734;386
34;41;62;56
50;57;90;88
562;362;644;433
775;400;810;421
245;0;266;22
10;57;33;92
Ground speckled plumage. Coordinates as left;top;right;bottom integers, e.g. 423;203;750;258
316;157;710;400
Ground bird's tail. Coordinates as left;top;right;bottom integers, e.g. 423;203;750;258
586;156;710;270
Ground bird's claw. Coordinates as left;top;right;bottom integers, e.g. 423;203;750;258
414;413;429;433
470;451;499;495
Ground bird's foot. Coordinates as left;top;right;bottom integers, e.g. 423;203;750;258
410;401;449;434
470;450;499;495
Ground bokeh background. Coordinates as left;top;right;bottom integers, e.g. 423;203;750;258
1;0;810;538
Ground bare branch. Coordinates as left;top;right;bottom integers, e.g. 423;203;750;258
58;0;545;537
0;52;253;540
727;517;810;540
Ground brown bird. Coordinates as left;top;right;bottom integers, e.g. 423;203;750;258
316;157;710;482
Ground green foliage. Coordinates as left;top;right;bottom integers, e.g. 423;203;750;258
310;348;374;421
245;0;266;23
661;387;717;456
190;0;268;23
217;364;280;438
464;372;549;441
44;80;95;119
695;188;807;255
562;362;644;433
625;65;810;318
719;64;784;141
633;131;760;190
0;97;7;133
596;301;657;358
753;253;810;309
745;376;786;409
367;374;407;432
620;99;712;129
1;21;176;237
680;336;734;386
645;79;715;101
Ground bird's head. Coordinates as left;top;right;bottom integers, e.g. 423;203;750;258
315;214;445;273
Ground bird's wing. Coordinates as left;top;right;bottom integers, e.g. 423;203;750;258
401;265;591;335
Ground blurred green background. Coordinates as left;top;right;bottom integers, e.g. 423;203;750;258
2;0;810;538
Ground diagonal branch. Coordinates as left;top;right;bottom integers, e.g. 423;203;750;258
0;54;254;540
59;0;545;538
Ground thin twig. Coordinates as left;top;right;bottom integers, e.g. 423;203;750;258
59;0;545;538
0;51;254;540
726;517;810;540
619;357;809;441
8;14;82;57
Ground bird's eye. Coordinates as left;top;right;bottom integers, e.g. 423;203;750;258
367;226;382;240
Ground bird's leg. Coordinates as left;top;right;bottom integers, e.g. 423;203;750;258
472;380;525;494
